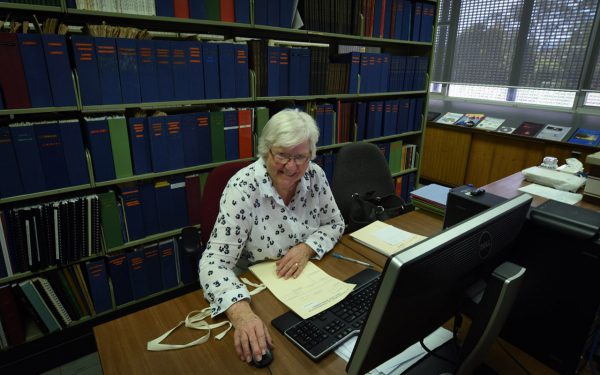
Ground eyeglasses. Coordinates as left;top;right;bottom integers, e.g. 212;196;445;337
270;150;310;165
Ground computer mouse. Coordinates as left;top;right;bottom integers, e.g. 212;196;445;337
252;348;273;368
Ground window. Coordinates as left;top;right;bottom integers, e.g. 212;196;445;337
432;0;600;108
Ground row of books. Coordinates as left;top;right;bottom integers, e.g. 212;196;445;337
0;120;89;199
388;141;418;174
362;0;435;42
394;171;417;203
435;112;600;146
71;36;250;106
356;97;424;141
0;195;102;278
0;236;198;348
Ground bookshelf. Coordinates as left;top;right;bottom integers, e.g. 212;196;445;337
0;0;437;372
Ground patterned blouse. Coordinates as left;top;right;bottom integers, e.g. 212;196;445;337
199;158;345;317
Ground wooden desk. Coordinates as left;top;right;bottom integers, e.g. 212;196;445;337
93;243;380;375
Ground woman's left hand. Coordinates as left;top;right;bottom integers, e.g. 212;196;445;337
275;243;314;279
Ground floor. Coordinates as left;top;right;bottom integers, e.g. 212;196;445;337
40;352;103;375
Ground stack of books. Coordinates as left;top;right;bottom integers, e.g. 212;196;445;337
409;184;451;216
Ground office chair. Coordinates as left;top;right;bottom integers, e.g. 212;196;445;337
331;142;397;232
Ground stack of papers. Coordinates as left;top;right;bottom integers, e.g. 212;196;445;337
350;221;426;257
409;184;451;216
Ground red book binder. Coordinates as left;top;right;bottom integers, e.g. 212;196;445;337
220;0;235;22
173;0;190;18
0;33;31;109
0;285;26;346
185;174;202;225
238;108;253;159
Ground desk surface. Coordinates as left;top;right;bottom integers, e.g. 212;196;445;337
93;243;379;375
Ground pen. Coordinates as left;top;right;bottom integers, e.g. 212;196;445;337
332;252;373;268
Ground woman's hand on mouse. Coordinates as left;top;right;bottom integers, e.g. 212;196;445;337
275;243;314;279
226;300;273;363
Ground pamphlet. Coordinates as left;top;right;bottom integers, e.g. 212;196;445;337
435;112;463;125
476;117;505;131
350;221;426;257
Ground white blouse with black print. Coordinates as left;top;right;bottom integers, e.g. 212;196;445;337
199;158;345;317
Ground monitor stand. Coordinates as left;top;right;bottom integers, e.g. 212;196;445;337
401;261;526;375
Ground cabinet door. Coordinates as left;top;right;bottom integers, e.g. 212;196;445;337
421;126;471;186
465;134;544;187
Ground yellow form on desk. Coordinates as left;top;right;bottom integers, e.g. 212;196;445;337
249;261;356;319
350;220;426;257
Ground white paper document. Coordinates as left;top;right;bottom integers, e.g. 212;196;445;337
335;327;453;375
518;183;582;205
350;221;427;257
249;261;356;319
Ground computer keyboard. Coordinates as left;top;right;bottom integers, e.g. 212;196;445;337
271;268;381;361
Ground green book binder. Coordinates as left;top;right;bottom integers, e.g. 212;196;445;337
210;111;226;163
98;191;125;249
107;116;133;179
389;140;403;174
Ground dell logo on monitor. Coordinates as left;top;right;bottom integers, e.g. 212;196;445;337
478;232;492;258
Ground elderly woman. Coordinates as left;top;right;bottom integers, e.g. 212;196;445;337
199;108;345;364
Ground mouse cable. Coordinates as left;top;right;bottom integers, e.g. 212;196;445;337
497;340;532;375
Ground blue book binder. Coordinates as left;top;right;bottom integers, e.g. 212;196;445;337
234;43;249;98
288;48;302;96
323;153;335;183
159;240;178;289
154;180;175;232
176;237;197;284
185;41;205;100
322;104;335;145
165;114;185;170
315;105;325;147
139;182;159;235
155;0;175;16
0;127;24;197
254;0;268;25
169;176;189;229
116;38;142;104
155;40;175;102
267;46;280;96
107;253;134;306
127;117;153;175
41;34;77;107
17;34;54;108
266;0;280;26
372;0;383;38
223;110;239;161
9;123;46;194
34;122;70;190
136;39;160;103
298;47;311;96
411;2;423;41
170;41;190;101
359;53;370;94
355;102;368;141
59;119;89;186
126;250;150;300
119;184;146;241
196;111;212;164
420;3;435;42
397;98;410;133
147;116;170;172
380;53;391;92
401;1;412;41
218;43;236;99
181;113;201;167
84;259;113;313
189;0;207;19
406;98;416;133
279;0;294;28
142;244;163;294
366;101;384;139
382;100;398;136
234;0;250;23
383;0;393;38
334;52;360;94
414;56;429;91
412;98;424;132
95;37;123;105
202;43;220;99
71;35;102;106
83;118;116;182
404;56;416;90
393;0;406;40
278;47;290;96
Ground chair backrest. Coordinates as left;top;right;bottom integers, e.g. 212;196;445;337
331;142;395;227
200;161;252;247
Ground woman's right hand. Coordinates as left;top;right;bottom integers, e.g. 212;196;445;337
226;300;273;363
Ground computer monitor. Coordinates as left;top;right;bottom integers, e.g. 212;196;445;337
346;193;533;375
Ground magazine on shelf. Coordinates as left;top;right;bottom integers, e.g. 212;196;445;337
567;128;600;147
496;125;517;134
475;117;505;131
535;124;573;141
455;113;485;127
512;121;545;137
435;112;463;125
